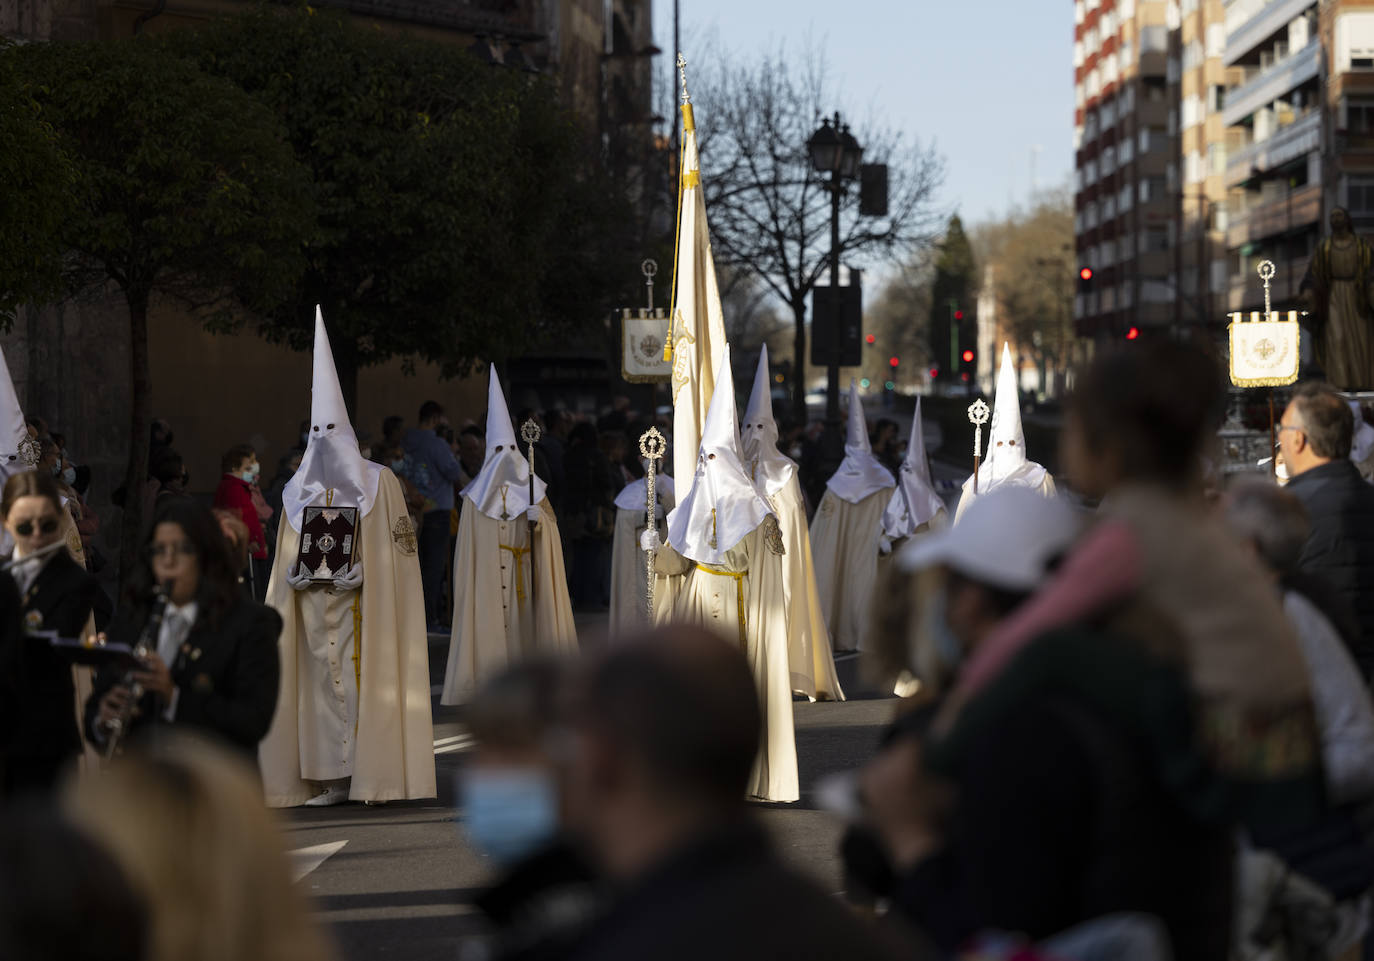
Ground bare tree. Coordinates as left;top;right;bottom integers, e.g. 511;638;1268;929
689;42;945;422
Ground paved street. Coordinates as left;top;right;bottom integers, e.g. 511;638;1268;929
282;614;904;960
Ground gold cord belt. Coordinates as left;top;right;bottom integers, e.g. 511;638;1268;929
351;592;361;737
500;544;532;603
694;563;747;648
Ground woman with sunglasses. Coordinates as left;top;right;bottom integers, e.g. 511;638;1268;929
2;470;106;796
85;498;282;761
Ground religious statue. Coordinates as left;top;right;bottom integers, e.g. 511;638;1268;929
1300;206;1374;389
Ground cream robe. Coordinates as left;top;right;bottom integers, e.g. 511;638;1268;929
441;497;577;705
769;477;844;701
610;507;673;639
656;535;799;803
259;470;435;806
810;488;887;653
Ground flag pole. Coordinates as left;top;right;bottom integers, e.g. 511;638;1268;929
520;419;542;615
639;427;667;624
967;398;990;495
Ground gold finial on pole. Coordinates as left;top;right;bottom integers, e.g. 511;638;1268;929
676;52;691;105
1257;260;1276;319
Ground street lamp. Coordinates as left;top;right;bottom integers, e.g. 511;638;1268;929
808;112;863;449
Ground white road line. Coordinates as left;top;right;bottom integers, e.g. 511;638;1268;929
288;840;348;883
434;738;475;756
433;734;469;747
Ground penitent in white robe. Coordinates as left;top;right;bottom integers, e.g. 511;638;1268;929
656;533;799;803
609;477;676;640
259;469;436;806
442;497;577;705
810;488;887;653
768;477;844;701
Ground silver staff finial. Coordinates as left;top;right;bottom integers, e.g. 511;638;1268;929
1257;260;1276;318
677;53;691;105
642;258;658;310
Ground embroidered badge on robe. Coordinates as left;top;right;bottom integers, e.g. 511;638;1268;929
392;515;417;555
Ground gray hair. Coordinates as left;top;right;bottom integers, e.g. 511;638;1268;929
1222;478;1311;575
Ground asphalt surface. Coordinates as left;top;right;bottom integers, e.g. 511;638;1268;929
284;468;968;961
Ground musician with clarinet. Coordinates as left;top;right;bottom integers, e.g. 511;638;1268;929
2;471;105;797
86;498;282;760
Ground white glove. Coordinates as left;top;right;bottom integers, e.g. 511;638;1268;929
878;535;893;556
286;563;313;591
526;506;541;527
333;560;363;591
639;528;660;553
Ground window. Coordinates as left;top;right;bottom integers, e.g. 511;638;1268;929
1207;23;1225;59
1346;99;1374;132
1120;40;1134;66
1185;151;1205;185
1119;138;1134;165
1347;176;1374;215
1181;95;1204;130
1141;25;1168;53
1182;40;1204;72
1209;143;1226;176
1335;11;1374;73
1207;84;1226;113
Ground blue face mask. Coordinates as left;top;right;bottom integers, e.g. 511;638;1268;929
391;459;405;473
459;768;559;866
924;587;965;676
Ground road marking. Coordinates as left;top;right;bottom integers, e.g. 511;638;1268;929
434;736;475;756
433;734;468;747
288;840;347;882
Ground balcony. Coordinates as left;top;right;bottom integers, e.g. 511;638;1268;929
1224;109;1320;186
1225;182;1322;249
1222;40;1321;128
1225;0;1317;67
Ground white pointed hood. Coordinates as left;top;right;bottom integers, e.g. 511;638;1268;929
614;465;675;511
282;308;381;531
882;396;946;538
667;345;773;565
740;345;797;496
825;380;895;503
0;342;38;482
462;366;548;521
960;343;1048;499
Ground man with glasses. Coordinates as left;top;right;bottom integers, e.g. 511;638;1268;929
1279;383;1374;679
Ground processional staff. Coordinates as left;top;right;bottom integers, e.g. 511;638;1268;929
521;419;542;613
968;398;990;494
639;426;667;623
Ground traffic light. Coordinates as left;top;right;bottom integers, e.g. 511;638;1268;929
885;380;895;391
954;309;964;321
960;372;970;382
929;367;939;379
859;377;871;388
865;333;876;345
961;348;974;364
1126;325;1140;341
1078;266;1094;295
889;356;900;368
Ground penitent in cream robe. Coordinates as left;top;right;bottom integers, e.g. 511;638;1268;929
441;497;577;705
810;488;887;653
768;477;844;701
658;531;799;803
260;469;436;806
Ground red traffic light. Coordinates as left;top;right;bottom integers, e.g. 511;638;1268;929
889;356;900;368
1126;326;1140;340
1079;266;1094;281
953;309;964;321
865;333;875;345
961;349;974;363
960;372;970;382
928;367;939;378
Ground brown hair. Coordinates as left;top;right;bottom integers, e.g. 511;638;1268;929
1;470;63;520
220;444;256;476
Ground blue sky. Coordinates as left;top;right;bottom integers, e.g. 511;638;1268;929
651;1;1074;226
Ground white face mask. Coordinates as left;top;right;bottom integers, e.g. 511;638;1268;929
60;466;76;487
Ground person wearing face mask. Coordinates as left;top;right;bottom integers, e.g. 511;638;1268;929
258;308;435;808
460;659;602;961
808;379;896;654
1;470;106;797
84;498;281;759
442;368;577;706
214;444;269;596
848;487;1234;961
952;344;1056;524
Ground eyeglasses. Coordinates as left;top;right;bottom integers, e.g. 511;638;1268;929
1276;424;1304;436
13;517;59;537
148;542;197;560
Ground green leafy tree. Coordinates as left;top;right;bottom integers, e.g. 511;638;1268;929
176;5;640;410
7;37;315;584
0;41;77;322
928;215;977;381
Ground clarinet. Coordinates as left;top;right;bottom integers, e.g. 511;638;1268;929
104;582;171;760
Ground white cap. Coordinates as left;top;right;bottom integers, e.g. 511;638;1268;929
897;486;1080;592
462;366;547;521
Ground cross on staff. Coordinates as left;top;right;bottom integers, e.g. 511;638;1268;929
968;398;990;494
520;419;542;612
639;426;667;623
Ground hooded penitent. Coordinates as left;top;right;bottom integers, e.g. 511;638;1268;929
462;367;548;521
667;345;773;567
882;396;946;540
0;342;39;482
826;381;895;503
282;308;381;531
740;345;797;496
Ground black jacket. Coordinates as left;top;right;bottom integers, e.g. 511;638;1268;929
1287;459;1374;676
563;820;929;961
85;596;282;757
902;695;1233;961
13;552;104;761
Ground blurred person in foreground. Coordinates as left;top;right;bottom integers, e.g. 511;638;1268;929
64;732;336;961
0;803;147;961
1277;382;1374;679
460;660;600;961
557;626;928;961
86;498;281;759
940;339;1323;830
854;487;1233;961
